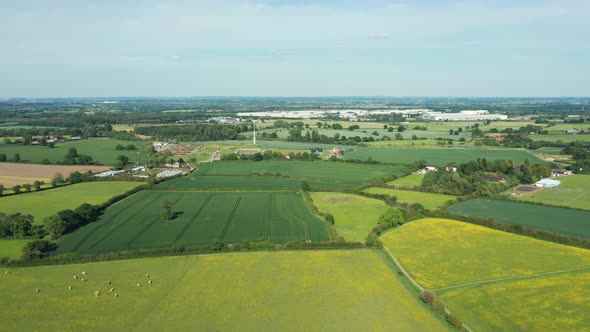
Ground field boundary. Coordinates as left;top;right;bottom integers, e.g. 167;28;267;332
220;197;242;241
171;195;213;245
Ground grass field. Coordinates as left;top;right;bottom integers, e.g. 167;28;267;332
56;190;329;254
0;163;109;187
0;240;29;258
530;134;590;142
0;182;140;224
162;175;351;190
362;188;455;210
309;192;388;242
256;127;470;141
381;218;590;289
448;198;590;238
516;175;590;210
0;138;149;165
190;161;410;186
387;173;425;187
438;270;590;331
0;250;447;331
343;147;545;165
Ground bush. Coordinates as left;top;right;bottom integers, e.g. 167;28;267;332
325;213;335;225
432;299;446;313
419;290;435;305
447;313;463;328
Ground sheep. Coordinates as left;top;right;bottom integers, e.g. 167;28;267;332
68;286;73;290
107;281;111;285
81;272;87;275
35;289;40;293
73;276;78;280
146;274;150;278
81;278;87;282
4;271;10;275
95;290;101;297
148;280;153;285
136;283;141;287
109;288;115;293
114;293;119;298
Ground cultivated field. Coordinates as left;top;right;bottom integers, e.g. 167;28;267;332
387;173;425;187
56;190;329;254
362;188;456;210
163;175;351;190
380;218;590;331
0;251;447;331
516;175;590;210
0;240;30;258
309;192;388;242
0;163;109;187
381;218;590;289
343;147;545;165
0;182;140;224
448;198;590;238
0;138;149;165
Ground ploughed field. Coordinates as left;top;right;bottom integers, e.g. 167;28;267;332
0;163;109;187
0;251;447;331
448;198;590;239
343;147;545;166
56;190;329;254
163;160;411;189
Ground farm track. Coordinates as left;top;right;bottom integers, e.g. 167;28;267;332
70;191;158;252
219;197;242;241
171;195;213;245
84;193;162;252
126;195;185;248
263;194;273;240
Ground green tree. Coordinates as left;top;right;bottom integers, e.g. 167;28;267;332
12;153;20;162
0;153;6;162
0;185;3;197
24;184;32;192
44;215;67;238
33;181;42;191
12;184;22;194
161;200;174;220
51;173;64;187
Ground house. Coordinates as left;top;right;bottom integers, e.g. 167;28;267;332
95;170;125;178
566;129;579;134
551;169;572;177
416;166;437;174
156;170;183;178
494;136;505;142
534;178;561;188
328;147;343;158
445;166;457;172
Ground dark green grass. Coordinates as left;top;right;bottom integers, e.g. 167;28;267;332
0;138;149;165
56;190;329;254
448;198;590;238
343;147;545;166
161;175;351;190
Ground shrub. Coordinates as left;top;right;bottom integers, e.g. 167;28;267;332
419;290;436;305
432;299;446;313
325;213;335;225
447;313;463;328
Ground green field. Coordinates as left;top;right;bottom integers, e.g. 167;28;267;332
0;138;149;165
387;173;425;187
309;192;388;242
343;147;545;165
256;127;470;141
381;218;590;289
56;190;329;254
448;198;590;238
0;250;447;331
0;240;30;258
530;134;590;142
381;218;590;331
362;188;456;210
516;175;590;210
0;182;140;224
162;175;351;190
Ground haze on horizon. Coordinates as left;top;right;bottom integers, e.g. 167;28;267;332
1;0;589;98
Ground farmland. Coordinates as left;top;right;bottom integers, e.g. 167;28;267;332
387;173;425;187
362;187;456;210
0;163;109;187
343;147;545;165
56;190;329;254
309;192;389;242
162;175;351;190
0;250;447;331
0;182;140;224
516;175;590;210
0;138;149;165
381;218;590;331
0;240;30;258
448;198;590;238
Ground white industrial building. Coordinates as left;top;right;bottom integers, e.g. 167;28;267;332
534;178;561;188
421;110;508;121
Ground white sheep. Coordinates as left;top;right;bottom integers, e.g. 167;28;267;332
81;278;87;282
114;293;119;298
107;281;111;285
146;274;150;278
109;288;115;293
4;271;10;275
148;280;153;285
95;290;101;297
81;272;87;275
35;289;40;293
136;283;141;287
68;286;73;290
73;276;78;280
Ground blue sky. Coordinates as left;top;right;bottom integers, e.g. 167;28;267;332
1;0;589;97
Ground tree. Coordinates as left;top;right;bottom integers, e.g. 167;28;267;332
301;181;310;191
64;147;78;164
22;240;54;260
24;184;32;193
116;155;129;168
0;153;6;162
397;125;405;132
378;208;404;227
0;185;3;197
161;200;174;220
325;213;335;225
412;134;418;140
13;153;20;162
44;215;67;238
12;184;22;194
33;181;42;191
69;171;82;184
270;132;278;138
116;144;125;150
126;144;136;150
51;173;64;187
395;133;403;140
146;176;155;188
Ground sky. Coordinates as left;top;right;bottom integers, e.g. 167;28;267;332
1;0;589;98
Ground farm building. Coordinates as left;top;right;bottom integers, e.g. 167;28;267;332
416;166;437;174
551;169;572;177
156;170;183;178
534;178;561;188
421;110;508;121
95;170;125;178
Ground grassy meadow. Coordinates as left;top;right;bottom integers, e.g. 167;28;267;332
0;240;30;258
381;218;590;289
387;173;425;187
516;175;590;210
0;138;149;166
362;188;455;210
56;190;329;254
309;192;388;242
0;250;448;331
343;147;545;165
448;198;590;238
0;182;140;224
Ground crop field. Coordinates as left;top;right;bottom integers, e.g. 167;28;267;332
438;270;590;331
387;173;425;187
0;138;149;165
0;163;109;187
516;175;590;210
256;140;346;151
162;175;350;190
362;188;455;210
448;198;590;238
56;190;329;254
0;250;447;331
309;192;388;242
366;139;445;147
0;240;29;258
256;127;470;141
191;161;410;186
343;147;545;165
530;134;590;142
0;182;140;224
381;218;590;289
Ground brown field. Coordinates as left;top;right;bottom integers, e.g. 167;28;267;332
0;163;110;187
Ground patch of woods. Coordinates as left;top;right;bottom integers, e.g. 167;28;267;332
419;290;463;329
134;123;252;141
365;208;405;248
222;150;321;162
563;141;590;174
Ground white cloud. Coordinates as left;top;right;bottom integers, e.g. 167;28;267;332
368;33;390;39
271;50;296;56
